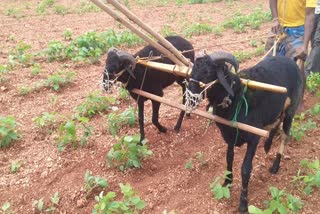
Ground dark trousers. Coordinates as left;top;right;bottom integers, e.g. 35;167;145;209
306;14;320;74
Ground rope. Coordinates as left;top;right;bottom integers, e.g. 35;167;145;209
231;80;249;145
137;34;275;62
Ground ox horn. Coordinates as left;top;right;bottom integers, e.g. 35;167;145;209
208;51;239;72
118;52;136;79
108;47;119;54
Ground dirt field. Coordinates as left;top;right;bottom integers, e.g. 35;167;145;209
1;0;320;213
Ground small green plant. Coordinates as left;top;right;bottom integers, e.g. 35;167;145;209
248;187;303;214
106;134;152;171
161;25;176;37
5;8;23;18
45;40;65;62
62;29;73;41
185;159;193;169
53;4;69;15
33;112;58;134
306;72;320;93
31;63;42;76
290;118;316;141
292;159;320;196
9;41;33;68
57;118;93;151
76;0;101;14
185;152;208;170
223;8;271;32
107;107;137;136
184;22;213;37
32;198;44;213
0;116;21;148
45;192;60;212
233;50;252;62
84;170;108;195
36;0;55;15
11;160;22;173
1;201;12;214
118;87;130;101
44;70;75;91
210;171;232;200
92;183;146;214
75;91;115;118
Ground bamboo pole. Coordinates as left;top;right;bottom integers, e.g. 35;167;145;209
137;60;288;93
106;0;191;67
90;0;183;66
131;89;269;138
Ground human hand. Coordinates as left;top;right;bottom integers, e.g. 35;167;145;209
295;47;307;61
271;18;280;35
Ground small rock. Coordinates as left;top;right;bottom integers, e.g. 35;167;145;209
40;170;48;178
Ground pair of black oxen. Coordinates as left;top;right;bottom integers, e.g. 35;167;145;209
102;36;303;213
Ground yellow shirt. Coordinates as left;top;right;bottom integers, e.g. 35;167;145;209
277;0;317;27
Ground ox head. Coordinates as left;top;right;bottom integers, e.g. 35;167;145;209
102;47;136;92
186;51;239;110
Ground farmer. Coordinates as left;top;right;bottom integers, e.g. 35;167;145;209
266;0;316;61
305;0;320;75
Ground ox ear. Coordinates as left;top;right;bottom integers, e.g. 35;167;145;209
217;68;234;97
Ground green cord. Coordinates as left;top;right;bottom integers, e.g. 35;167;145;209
232;80;249;145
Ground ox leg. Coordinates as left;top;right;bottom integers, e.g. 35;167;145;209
223;143;234;186
138;101;145;144
151;100;167;133
239;142;258;213
174;85;187;131
269;113;293;174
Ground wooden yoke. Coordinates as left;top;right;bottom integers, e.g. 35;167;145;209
131;89;269;138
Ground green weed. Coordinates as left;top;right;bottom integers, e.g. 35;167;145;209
75;91;115;118
248;187;303;214
84;170;108;195
184;22;213;37
0;116;21;148
11;160;22;173
107;107;137;136
292;159;320;196
106;134;152;171
210;171;232;200
44;70;75;91
306;72;320;93
92;183;146;214
1;202;12;214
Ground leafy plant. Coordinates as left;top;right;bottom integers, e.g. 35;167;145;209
210;171;232;200
32;198;44;213
44;70;75;91
290;118;316;141
44;40;65;62
57;118;93;151
45;192;60;212
11;160;22;173
31;63;42;76
1;201;12;214
184;22;213;37
84;170;108;195
248;187;303;214
306;72;320;93
292;159;320;196
36;0;55;15
92;183;146;214
9;41;33;68
185;159;193;169
107;107;137;136
75;91;115;118
33;112;58;134
118;87;130;101
106;134;152;171
63;29;73;41
0;116;21;148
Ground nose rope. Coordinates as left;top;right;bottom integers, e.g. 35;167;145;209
102;68;123;93
184;79;218;113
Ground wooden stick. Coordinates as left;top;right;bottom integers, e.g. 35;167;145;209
137;59;192;78
137;60;288;93
90;0;183;66
106;0;191;67
131;89;269;138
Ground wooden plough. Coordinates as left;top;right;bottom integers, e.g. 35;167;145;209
90;0;289;138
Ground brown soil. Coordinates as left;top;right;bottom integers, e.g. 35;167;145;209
1;0;319;214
